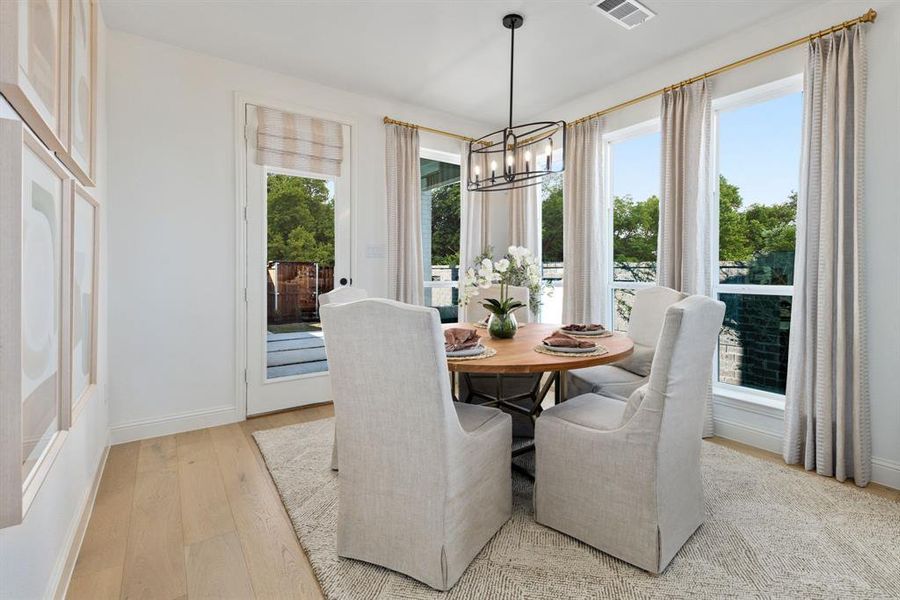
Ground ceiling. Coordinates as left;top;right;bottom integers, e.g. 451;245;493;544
100;0;818;127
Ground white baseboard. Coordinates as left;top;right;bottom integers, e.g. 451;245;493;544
109;404;240;444
51;445;109;600
712;393;899;491
872;457;900;491
713;416;783;454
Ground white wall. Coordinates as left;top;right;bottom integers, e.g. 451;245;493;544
0;17;111;600
105;31;506;442
541;1;900;488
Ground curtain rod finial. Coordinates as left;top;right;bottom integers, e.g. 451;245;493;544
864;8;877;23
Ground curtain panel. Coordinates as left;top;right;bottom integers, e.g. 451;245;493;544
385;124;424;305
783;24;870;486
509;148;543;321
459;142;491;273
658;79;715;437
563;118;607;324
256;106;344;176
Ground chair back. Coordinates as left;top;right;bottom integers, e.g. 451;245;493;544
461;284;531;324
319;286;368;307
628;286;687;347
645;295;725;439
320;299;459;487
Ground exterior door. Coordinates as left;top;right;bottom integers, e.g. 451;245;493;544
244;104;352;415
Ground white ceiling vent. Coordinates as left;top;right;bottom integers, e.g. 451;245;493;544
592;0;655;30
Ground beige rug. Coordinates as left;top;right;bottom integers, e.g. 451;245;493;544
253;418;900;599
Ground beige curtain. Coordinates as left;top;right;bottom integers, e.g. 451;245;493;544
509;149;543;320
658;79;714;437
783;24;870;486
563;118;607;324
459;142;491;274
256;106;343;176
385;124;424;305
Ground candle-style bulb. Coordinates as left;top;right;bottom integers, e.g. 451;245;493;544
524;151;532;172
474;164;481;182
506;154;514;167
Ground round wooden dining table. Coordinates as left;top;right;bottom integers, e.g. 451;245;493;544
442;322;634;404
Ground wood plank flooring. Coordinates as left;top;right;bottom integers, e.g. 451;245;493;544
67;404;333;600
67;402;897;599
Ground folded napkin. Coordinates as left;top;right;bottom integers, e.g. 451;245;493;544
445;328;482;352
543;331;596;349
563;323;606;332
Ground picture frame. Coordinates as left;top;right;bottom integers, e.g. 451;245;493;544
70;183;99;421
0;0;70;156
0;118;72;528
60;0;97;186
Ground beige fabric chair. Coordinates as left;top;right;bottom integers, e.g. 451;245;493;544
319;286;369;307
318;286;368;471
459;285;540;436
534;295;725;574
320;299;512;590
568;286;686;400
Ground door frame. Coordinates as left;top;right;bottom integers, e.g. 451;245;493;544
233;92;358;418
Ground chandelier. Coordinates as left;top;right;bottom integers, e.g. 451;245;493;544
467;14;566;193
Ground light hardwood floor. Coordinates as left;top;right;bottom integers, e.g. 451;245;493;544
67;402;898;599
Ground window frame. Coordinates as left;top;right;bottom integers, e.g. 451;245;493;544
419;147;462;298
602;118;662;329
710;74;803;402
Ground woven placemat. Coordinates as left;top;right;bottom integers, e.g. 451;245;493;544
534;344;608;358
447;346;498;361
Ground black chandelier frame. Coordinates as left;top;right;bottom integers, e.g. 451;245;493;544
467;13;566;193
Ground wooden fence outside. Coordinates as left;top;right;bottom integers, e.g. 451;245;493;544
267;261;335;324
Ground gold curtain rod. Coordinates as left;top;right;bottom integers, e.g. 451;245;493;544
569;8;877;127
383;116;476;143
384;8;877;138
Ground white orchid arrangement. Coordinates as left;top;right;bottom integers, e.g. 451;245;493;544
460;246;551;316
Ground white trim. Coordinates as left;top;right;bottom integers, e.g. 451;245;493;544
420;146;460;165
714;382;785;409
712;392;785;453
713;416;783;454
109;405;240;445
872;457;900;491
712;73;803;112
51;444;109;600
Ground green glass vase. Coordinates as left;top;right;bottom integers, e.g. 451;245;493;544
487;312;518;339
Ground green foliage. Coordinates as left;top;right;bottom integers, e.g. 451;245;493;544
541;174;564;262
717;174;796;263
613;194;659;263
430;181;461;266
267;174;335;265
482;296;526;317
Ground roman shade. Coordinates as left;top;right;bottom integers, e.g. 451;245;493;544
255;106;344;176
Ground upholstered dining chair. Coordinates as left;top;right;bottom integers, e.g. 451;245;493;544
568;286;686;400
319;285;368;307
318;285;368;471
320;298;512;591
534;295;725;574
458;284;541;436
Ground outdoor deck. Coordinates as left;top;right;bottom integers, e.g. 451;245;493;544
266;331;327;378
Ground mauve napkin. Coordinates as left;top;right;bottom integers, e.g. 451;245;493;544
445;328;482;352
563;323;606;332
543;331;596;349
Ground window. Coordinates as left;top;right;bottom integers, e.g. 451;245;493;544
713;76;802;396
605;121;661;331
540;171;564;323
265;171;334;378
420;151;461;323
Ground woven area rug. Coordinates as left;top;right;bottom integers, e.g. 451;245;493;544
253;418;900;599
